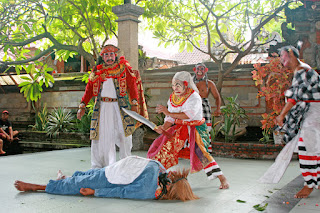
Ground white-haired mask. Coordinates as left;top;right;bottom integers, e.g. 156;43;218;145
172;71;199;94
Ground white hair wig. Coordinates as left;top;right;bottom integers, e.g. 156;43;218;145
173;71;199;93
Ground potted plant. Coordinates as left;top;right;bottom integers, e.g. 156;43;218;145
251;55;293;143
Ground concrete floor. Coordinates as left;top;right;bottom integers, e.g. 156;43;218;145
1;148;319;213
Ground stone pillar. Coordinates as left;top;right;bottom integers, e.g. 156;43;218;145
112;4;144;70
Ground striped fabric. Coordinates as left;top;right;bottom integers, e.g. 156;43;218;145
298;138;320;189
202;98;212;125
204;160;223;180
207;123;213;153
277;68;320;143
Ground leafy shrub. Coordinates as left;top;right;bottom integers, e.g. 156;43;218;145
30;103;48;131
46;107;75;138
219;95;248;142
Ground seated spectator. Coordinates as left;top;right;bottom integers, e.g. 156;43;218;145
0;110;19;142
0;139;5;155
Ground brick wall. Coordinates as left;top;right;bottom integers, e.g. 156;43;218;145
143;63;265;126
212;142;292;160
1;63;266;128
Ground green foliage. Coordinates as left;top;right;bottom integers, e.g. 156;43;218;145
253;203;268;211
86;99;95;115
142;0;297;57
259;128;272;144
156;113;165;126
210;116;222;142
74;113;91;134
1;0;122;64
46;107;75;138
143;88;152;105
73;99;95;133
30;103;48;131
82;71;91;84
140;0;301;91
219;95;248;142
18;62;55;102
138;48;150;70
0;0;123;102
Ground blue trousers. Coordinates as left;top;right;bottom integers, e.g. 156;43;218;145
45;168;109;195
45;162;159;199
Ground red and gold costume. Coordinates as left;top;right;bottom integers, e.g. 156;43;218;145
147;89;223;179
80;46;148;168
81;56;148;139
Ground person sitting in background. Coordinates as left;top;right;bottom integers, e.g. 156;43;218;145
0;138;5;155
0;110;19;143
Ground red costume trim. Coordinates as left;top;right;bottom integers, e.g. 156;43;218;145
169;88;194;107
81;58;138;105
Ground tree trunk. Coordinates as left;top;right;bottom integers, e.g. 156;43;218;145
216;62;225;105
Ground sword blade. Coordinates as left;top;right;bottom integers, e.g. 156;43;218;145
122;108;157;130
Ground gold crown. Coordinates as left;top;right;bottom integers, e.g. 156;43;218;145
100;45;120;55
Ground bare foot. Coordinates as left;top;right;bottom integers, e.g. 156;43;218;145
15;181;37;191
80;188;95;196
57;170;66;180
294;186;313;198
218;175;229;189
0;150;5;155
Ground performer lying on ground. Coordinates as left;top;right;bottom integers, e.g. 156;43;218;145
147;71;229;189
275;45;320;198
14;156;198;201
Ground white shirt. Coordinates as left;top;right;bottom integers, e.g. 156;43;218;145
165;92;203;123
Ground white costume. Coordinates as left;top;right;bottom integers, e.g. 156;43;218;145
91;80;132;168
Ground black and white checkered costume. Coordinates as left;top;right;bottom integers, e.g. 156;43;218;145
193;74;212;125
276;68;320;143
202;98;212;125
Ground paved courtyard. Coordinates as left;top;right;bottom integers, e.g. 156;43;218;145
1;148;319;213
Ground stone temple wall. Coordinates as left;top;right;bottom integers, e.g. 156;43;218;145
0;63;266;128
142;63;266;127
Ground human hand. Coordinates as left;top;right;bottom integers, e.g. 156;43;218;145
154;125;164;134
156;105;169;115
213;109;221;117
77;108;85;120
80;188;95;196
131;105;138;113
275;114;284;127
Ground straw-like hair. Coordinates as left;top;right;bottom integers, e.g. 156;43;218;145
161;168;199;201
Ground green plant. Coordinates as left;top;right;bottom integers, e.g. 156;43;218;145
46;107;75;138
74;113;91;134
260;128;272;143
219;95;248;142
30;103;48;131
72;99;95;133
156;113;165;126
18;63;55;102
252;55;293;142
144;88;152;105
82;71;91;84
210;116;222;142
86;99;95;115
138;48;150;70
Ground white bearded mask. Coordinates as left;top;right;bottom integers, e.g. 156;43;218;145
172;71;199;94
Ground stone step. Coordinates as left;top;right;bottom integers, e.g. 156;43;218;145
19;141;90;152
